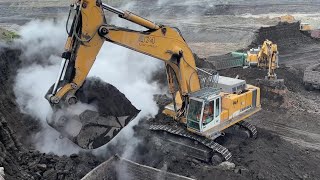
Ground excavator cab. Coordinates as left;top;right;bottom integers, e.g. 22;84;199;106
186;88;221;134
247;48;260;66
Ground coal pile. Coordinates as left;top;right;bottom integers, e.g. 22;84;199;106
0;47;36;142
0;46;139;179
249;22;319;54
202;22;320;69
76;77;140;117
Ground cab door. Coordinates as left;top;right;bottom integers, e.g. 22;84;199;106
186;98;204;132
202;97;221;131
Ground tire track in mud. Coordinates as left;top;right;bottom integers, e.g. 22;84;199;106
281;53;320;67
258;120;320;150
280;45;320;66
280;136;320;150
281;47;320;58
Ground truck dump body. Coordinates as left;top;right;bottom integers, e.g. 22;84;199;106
303;63;320;90
81;155;194;180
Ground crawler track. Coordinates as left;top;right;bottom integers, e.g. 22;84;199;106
238;121;258;138
150;120;258;163
150;124;232;162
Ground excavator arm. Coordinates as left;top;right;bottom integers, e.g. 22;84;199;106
45;0;201;149
47;0;106;106
258;39;279;79
47;0;200;109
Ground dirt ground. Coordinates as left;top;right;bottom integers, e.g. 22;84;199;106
131;22;320;180
1;1;320;180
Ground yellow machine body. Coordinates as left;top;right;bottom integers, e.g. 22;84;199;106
300;23;313;31
164;82;261;138
245;40;278;80
247;50;259;65
46;0;262;148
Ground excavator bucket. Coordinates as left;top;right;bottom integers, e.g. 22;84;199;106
46;78;140;149
257;78;286;95
47;109;138;149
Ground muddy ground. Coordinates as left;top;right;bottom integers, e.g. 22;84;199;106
1;21;320;180
1;1;320;180
0;46;105;180
129;22;320;180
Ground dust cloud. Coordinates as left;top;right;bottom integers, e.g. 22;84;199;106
239;13;320;28
13;1;162;156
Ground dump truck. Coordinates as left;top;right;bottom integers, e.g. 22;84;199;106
303;63;320;91
81;155;194;180
232;40;279;80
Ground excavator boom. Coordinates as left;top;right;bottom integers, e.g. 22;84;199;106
46;0;201;149
245;39;279;80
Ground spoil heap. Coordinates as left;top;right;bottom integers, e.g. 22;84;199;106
0;46;138;180
249;22;319;55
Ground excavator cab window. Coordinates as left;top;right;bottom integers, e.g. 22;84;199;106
202;98;220;126
187;97;221;131
187;99;203;131
215;98;220;118
202;101;214;125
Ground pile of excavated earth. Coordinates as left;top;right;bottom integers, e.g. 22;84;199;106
1;21;320;180
0;47;104;180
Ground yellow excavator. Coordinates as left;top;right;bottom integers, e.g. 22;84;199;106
247;39;279;80
45;0;261;162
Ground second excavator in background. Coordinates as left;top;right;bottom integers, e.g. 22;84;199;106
232;39;279;80
45;0;261;163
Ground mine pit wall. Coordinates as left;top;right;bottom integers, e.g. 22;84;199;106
0;47;21;117
0;46;97;180
249;22;319;55
203;22;320;68
0;47;29;142
0;46;34;179
203;22;319;67
0;46;42;145
0;45;141;179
